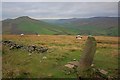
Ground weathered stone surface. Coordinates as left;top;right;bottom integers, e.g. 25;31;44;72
78;36;97;70
77;36;97;78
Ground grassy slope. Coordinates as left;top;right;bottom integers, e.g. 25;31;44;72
3;17;118;36
58;23;117;36
2;35;119;78
18;20;58;34
18;21;76;35
44;17;118;36
2;17;76;35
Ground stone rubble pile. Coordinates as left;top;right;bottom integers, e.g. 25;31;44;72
2;40;48;53
64;62;113;79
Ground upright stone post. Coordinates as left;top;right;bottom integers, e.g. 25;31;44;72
77;36;97;78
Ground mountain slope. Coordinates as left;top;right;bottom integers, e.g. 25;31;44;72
2;16;118;36
2;16;74;35
44;17;118;36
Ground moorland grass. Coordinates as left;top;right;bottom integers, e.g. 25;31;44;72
2;35;119;78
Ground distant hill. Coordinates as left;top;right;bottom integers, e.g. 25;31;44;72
44;17;118;36
2;16;74;35
2;16;118;36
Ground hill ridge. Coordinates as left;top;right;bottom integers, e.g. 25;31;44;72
2;16;118;36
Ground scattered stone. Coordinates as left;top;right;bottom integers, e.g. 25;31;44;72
99;69;108;75
65;64;75;69
73;59;77;61
28;53;31;56
91;64;94;67
65;71;71;75
68;61;79;67
42;56;47;60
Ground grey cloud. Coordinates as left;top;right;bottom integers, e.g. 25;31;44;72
2;2;118;19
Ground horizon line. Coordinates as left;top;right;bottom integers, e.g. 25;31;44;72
2;16;119;21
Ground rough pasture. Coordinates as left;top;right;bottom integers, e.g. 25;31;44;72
2;35;119;78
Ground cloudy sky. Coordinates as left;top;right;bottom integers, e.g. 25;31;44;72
2;2;118;19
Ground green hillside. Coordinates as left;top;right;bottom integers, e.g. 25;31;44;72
44;17;118;36
2;16;75;35
2;16;118;36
